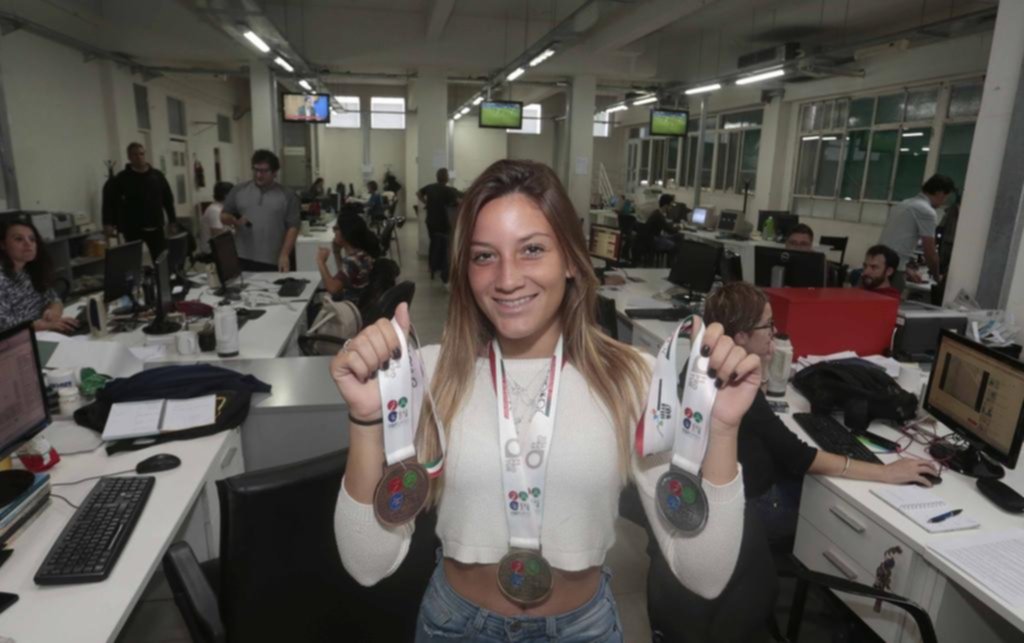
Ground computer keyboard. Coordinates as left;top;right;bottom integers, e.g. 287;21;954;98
793;413;882;465
625;307;692;322
34;476;154;585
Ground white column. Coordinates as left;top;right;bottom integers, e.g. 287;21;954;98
411;71;448;257
249;61;278;152
751;96;791;222
945;0;1024;300
566;75;596;221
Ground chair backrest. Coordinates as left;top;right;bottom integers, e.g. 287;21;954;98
596;295;618;340
379;219;397;251
819;235;848;264
356;257;400;310
719;251;744;283
361;279;415;328
216;450;439;643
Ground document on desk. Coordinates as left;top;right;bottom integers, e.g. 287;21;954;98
102;395;217;440
871;486;979;533
930;529;1024;605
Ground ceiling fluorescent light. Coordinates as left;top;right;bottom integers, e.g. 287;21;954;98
529;49;556;67
633;95;658;106
298;80;313;92
472;96;484;106
801;135;820;141
606;104;629;113
902;132;924;137
735;68;785;85
685;83;721;95
453;113;462;120
900;148;910;152
506;67;526;82
243;30;271;53
921;147;930;152
274;56;294;73
459;107;470;115
821;136;837;141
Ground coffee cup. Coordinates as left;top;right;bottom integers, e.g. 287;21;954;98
176;330;199;355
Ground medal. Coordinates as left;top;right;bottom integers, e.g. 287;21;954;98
655;467;709;532
373;459;429;526
497;549;554;606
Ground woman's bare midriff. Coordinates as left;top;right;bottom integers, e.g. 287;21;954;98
442;558;602;617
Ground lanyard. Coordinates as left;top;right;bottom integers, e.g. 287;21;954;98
489;336;563;552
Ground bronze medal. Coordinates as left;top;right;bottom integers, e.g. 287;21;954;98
655;467;708;533
373;460;429;526
496;549;553;606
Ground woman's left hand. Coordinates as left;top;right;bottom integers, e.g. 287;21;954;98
695;318;762;434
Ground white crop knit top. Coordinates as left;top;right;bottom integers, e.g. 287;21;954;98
334;344;745;599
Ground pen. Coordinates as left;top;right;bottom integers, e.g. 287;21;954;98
927;509;963;523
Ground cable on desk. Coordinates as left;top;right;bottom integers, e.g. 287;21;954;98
52;470;135;487
51;494;80;510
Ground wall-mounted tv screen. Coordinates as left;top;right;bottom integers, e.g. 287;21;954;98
479;100;523;129
282;93;331;123
649;109;689;137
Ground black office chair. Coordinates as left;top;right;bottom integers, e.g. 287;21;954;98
819;236;848;266
719;251;743;283
379;219;401;266
596;295;618;340
163;450;440;643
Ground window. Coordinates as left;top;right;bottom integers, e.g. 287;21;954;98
329;96;361;129
509;103;542;135
370;97;405;130
134;84;150;130
217;114;231;143
677;109;761;192
167;97;186;137
593;111;611;138
936;122;975;194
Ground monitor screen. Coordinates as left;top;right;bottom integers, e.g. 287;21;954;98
211;233;242;286
282;93;331;123
691;208;707;226
0;324;49;460
718;211;739;232
479;101;524;129
649;109;689;137
167;233;188;275
669;239;723;293
154;251;173;315
104;240;143;303
589;224;621;263
924;331;1024;467
754;246;826;288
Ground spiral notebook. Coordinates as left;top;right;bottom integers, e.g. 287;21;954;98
871;486;979;533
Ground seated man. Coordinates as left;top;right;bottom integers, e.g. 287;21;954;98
859;244;901;298
641;194;681;253
784;223;814;250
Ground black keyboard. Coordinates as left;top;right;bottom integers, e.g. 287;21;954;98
34;476;154;585
793;413;882;464
277;280;308;297
625;307;692;322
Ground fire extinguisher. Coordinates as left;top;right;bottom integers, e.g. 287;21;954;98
194;158;206;188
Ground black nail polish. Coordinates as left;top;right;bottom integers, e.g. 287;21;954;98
392;348;402;359
370;371;378;380
730;372;738;382
701;345;711;357
382;360;391;371
707;367;717;378
715;378;724;389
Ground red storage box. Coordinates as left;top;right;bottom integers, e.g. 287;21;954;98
764;288;899;359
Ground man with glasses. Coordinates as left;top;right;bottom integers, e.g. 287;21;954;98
221;150;300;272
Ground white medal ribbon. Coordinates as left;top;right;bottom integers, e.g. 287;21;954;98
491;336;563;552
377;319;422;466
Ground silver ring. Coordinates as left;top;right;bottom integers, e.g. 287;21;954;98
341;339;353;353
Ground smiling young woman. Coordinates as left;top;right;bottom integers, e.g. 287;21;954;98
330;160;763;642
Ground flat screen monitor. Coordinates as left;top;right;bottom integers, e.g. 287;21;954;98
924;330;1024;475
690;207;708;227
588;224;622;263
282;93;331;123
167;233;188;275
0;323;50;503
210;232;242;291
104;240;143;303
754;246;826;288
479;101;523;129
669;239;723;294
757;210;800;239
143;251;181;335
649;109;689;137
718;211;740;232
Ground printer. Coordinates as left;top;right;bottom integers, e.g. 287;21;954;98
892;301;968;362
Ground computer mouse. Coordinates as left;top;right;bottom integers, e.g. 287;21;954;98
136;453;182;474
911;473;942;486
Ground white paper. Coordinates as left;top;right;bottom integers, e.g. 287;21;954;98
162;395;217;432
574;156;590;176
130;345;167;362
102;400;165;441
48;340;143;378
930;529;1024;605
871;486;979;533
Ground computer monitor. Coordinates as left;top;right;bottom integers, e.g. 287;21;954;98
669;239;723;295
166;233;188;277
690;207;708;227
754;246;827;288
924;330;1024;478
210;233;244;297
588;224;622;264
718;211;740;232
0;323;51;504
143;251;181;335
757;210;800;239
104;240;143;304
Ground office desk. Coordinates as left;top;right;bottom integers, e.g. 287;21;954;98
597;268;693;363
295;221;336;272
681;230;831;284
0;425;244;642
783;387;1023;642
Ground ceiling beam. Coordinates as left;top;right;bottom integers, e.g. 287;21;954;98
426;0;456;41
581;0;716;53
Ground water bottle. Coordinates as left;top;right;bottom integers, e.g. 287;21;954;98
215;306;240;357
766;333;793;397
763;216;776;242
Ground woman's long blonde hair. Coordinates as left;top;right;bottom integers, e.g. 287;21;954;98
415;160;650;504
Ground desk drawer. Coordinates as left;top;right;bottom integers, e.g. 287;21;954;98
799;477;914;596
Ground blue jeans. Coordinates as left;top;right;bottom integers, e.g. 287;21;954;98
415;557;624;642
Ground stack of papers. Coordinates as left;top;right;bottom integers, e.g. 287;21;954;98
930;529;1024;605
871;486;979;533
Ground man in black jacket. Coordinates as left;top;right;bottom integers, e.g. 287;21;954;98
103;142;177;258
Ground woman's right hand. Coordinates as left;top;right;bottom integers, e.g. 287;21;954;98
330;303;411;421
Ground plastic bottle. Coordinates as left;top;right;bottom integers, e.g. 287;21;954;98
766;333;793;398
763;216;776;242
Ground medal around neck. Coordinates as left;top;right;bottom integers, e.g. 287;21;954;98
489;337;563;606
372;320;446;526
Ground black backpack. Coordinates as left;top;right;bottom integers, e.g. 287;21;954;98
791;359;918;432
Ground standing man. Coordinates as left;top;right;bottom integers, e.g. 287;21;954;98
220;150;300;272
858;245;901;299
103;142;177;259
417;168;460;283
877;174;955;289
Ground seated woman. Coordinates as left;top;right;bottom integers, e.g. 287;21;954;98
0;219;78;333
365;180;384;217
315;215;381;302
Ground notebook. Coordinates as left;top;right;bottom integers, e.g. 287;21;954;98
871;486;979;533
101;395;217;441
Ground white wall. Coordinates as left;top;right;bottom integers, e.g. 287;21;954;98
319;127;364;192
